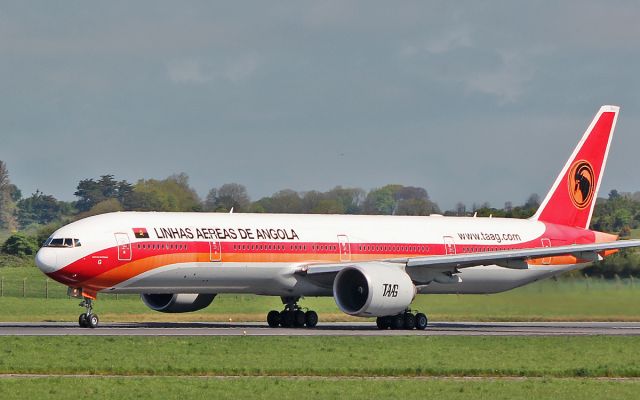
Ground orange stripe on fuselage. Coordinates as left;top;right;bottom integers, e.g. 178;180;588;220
80;252;427;291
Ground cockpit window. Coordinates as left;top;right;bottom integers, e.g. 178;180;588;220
44;238;82;248
48;238;65;247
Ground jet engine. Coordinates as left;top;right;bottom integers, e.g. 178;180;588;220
333;263;415;317
141;293;216;313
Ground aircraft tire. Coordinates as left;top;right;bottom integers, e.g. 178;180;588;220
280;310;294;328
88;314;99;329
415;313;428;330
304;311;318;328
267;310;280;327
390;314;404;330
79;313;88;328
403;313;416;330
294;310;306;327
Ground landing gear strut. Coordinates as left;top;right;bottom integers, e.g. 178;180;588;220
266;296;318;328
376;310;427;330
78;298;99;329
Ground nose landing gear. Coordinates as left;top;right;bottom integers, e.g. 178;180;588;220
78;298;99;328
266;296;318;328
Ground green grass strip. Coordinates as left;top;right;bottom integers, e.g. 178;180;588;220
0;376;639;400
0;336;639;378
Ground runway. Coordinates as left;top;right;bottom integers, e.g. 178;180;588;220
1;321;639;336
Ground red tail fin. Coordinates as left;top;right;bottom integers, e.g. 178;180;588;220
532;105;620;229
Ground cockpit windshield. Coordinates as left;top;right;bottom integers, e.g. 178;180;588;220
43;238;82;248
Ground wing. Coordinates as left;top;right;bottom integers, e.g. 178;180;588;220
296;239;640;287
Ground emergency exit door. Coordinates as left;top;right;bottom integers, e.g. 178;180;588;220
210;241;222;262
443;236;456;255
115;233;132;261
338;235;351;262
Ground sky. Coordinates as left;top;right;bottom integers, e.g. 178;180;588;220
1;1;640;211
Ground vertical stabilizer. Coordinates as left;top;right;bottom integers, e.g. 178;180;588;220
532;105;620;229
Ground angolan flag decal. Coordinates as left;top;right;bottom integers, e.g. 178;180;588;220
133;228;149;239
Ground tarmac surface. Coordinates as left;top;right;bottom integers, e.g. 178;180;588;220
1;321;639;336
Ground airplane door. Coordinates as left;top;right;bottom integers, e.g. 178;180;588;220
338;235;351;262
115;233;132;261
541;238;551;265
443;236;456;255
210;241;222;262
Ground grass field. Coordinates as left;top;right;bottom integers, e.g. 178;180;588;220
0;336;639;399
1;336;639;377
0;377;638;400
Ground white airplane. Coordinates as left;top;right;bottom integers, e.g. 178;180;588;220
36;105;640;329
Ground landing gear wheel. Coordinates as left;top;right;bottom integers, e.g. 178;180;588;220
79;313;88;328
391;314;404;330
267;310;281;328
280;310;294;327
415;313;428;330
376;316;391;330
403;313;416;330
78;297;98;328
294;310;306;327
277;296;319;329
87;314;99;329
304;311;318;328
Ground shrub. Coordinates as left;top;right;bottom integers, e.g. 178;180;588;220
1;233;39;256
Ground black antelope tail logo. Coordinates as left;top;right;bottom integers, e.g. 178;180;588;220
568;160;595;209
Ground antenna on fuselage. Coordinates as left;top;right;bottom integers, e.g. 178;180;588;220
229;207;234;214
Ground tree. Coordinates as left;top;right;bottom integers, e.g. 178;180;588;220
0;160;17;230
524;193;540;210
394;186;440;216
74;175;135;211
203;188;218;211
363;185;401;214
16;191;68;228
504;201;513;212
79;198;124;217
363;184;439;215
324;186;365;214
310;199;345;214
253;190;304;213
75;175;116;211
116;180;135;207
129;174;201;211
2;233;39;256
395;198;440;216
609;190;621;200
205;183;250;212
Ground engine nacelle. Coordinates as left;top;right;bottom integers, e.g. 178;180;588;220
333;263;416;317
141;293;216;313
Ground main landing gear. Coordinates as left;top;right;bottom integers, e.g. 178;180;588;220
78;298;99;329
267;296;318;328
376;310;428;330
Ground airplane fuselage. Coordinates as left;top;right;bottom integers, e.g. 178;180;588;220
36;211;612;297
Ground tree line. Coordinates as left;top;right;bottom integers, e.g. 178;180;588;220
0;160;639;277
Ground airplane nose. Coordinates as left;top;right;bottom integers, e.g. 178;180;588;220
35;248;58;274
